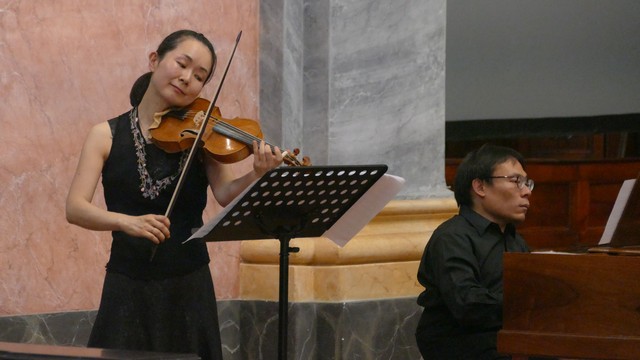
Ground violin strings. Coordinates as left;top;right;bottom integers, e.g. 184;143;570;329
214;120;301;165
175;110;300;165
215;120;268;145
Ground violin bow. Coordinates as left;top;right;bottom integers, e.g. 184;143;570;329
150;30;242;261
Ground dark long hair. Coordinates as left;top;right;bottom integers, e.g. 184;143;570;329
129;30;217;107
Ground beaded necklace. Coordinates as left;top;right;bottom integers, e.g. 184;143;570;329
129;108;188;199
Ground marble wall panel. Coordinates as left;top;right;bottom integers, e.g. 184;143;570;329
0;0;259;316
0;298;423;360
0;311;94;347
326;0;448;199
231;298;424;359
259;0;307;157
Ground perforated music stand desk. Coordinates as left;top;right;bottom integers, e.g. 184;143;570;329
189;165;388;360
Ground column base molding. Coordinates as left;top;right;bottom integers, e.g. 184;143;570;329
239;197;456;301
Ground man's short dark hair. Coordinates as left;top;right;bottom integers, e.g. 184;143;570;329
453;144;526;207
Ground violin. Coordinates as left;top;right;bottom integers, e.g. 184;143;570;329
148;97;311;167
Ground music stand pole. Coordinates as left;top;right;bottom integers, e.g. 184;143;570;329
278;233;298;359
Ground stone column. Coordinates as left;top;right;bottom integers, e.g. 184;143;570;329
261;0;449;200
237;0;451;358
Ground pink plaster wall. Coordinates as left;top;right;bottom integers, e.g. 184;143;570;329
0;0;259;315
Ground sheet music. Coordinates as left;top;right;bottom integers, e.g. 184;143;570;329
599;178;636;245
530;250;580;255
322;174;405;247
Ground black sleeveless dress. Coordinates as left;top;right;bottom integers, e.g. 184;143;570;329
87;109;223;360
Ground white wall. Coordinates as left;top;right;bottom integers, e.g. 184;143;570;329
446;0;640;121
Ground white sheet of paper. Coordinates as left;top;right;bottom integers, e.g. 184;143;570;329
322;174;405;247
599;178;636;245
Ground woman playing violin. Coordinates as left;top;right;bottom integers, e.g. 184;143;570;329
65;29;284;359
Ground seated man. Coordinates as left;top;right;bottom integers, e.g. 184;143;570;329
415;144;534;360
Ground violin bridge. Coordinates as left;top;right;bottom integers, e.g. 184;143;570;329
193;111;206;128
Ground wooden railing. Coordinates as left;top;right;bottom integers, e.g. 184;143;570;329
446;159;640;250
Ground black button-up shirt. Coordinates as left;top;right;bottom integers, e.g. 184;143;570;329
415;205;529;358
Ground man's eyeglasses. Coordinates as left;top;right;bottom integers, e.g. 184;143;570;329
485;175;534;191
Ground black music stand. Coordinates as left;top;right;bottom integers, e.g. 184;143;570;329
186;165;389;360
